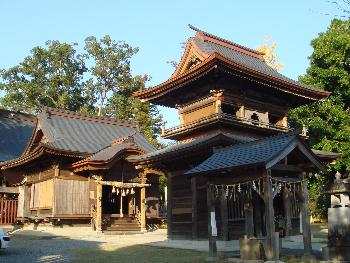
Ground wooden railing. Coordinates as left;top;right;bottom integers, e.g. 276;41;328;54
0;199;18;225
162;112;291;137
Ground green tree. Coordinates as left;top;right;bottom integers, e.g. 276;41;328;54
0;41;89;112
300;19;350;107
84;35;138;116
289;18;350;217
105;75;163;147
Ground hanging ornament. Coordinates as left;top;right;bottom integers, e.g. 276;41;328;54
131;188;135;195
112;186;116;194
122;189;126;196
238;183;241;193
252;181;257;191
116;188;119;195
126;189;129;195
225;185;229;197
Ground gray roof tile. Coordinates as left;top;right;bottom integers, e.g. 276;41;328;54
193;37;321;92
0;111;35;162
128;132;255;162
185;132;299;175
39;108;155;154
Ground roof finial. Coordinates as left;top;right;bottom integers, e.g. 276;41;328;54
188;24;201;32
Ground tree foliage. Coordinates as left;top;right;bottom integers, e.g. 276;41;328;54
300;19;350;107
0;36;163;147
0;41;88;112
289;19;350;217
84;36;138;116
105;75;163;147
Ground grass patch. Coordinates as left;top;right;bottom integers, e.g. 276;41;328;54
71;244;228;263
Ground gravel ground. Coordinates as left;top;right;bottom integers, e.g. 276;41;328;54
0;235;101;262
0;228;167;263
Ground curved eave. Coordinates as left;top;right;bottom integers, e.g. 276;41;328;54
70;148;144;172
134;53;331;106
1;144;88;170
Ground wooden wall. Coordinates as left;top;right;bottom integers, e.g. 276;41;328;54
54;179;90;216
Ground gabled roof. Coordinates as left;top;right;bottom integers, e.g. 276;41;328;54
0;110;35;162
128;131;255;165
186;131;325;175
134;25;330;107
2;107;155;169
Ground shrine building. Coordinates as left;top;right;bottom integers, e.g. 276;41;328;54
129;25;335;259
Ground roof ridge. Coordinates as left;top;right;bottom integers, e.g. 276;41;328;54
41;107;139;129
189;24;265;59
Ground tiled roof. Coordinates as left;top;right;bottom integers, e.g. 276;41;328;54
38;108;155;154
85;143;140;162
186;131;321;175
0;110;35;162
192;36;321;92
128;132;255;163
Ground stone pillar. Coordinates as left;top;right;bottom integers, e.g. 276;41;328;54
244;199;254;238
301;178;312;256
283;187;292;236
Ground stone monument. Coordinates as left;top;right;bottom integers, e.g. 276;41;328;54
322;172;350;262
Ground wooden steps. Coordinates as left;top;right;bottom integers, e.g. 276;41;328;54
103;216;143;234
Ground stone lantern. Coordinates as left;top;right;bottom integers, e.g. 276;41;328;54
322;171;350;262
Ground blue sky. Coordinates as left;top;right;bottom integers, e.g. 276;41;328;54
0;0;340;128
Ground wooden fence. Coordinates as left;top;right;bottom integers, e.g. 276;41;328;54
0;199;18;225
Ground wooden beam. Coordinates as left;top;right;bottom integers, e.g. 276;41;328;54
220;188;229;241
207;184;218;260
167;176;173;239
264;171;277;260
96;181;102;232
140;187;146;230
191;176;198;240
271;164;303;173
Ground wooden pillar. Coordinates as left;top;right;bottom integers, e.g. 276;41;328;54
140;187;146;230
263;171;276;260
300;178;312;256
167;176;173;239
191;176;198;240
220;188;229;241
96;181;102;232
244;199;254;238
282;187;292;236
207;184;218;260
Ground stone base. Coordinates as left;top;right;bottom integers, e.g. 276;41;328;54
228;259;264;263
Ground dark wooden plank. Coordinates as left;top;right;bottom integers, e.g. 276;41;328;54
191;176;198;240
167;175;173;239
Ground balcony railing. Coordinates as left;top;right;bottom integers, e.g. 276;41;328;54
161;112;291;138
